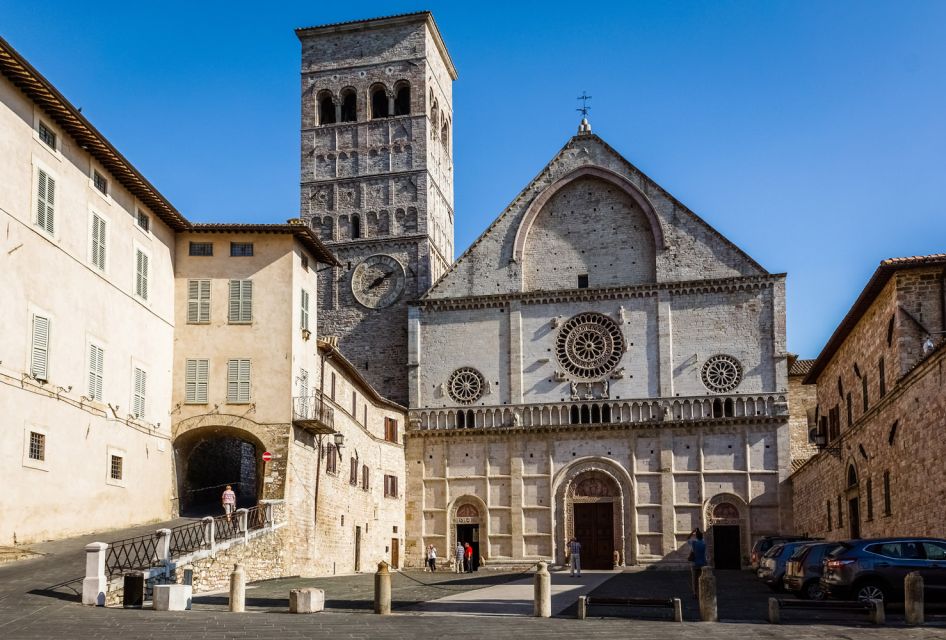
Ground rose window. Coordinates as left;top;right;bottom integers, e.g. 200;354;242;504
555;312;625;379
448;367;486;404
701;354;743;393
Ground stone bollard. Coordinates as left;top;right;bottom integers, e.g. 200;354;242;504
672;597;683;623
81;542;109;606
768;597;781;624
533;561;551;618
374;561;391;615
576;595;587;620
229;563;246;612
698;566;718;622
868;599;885;625
905;571;924;626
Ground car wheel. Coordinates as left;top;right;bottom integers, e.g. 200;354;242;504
855;580;888;603
803;580;826;601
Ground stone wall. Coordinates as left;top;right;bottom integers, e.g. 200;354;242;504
787;364;818;465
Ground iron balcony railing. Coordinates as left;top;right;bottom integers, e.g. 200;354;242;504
292;393;335;432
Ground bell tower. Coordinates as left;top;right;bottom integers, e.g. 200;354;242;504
296;12;456;405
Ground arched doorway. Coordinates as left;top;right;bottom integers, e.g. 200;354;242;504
846;463;861;539
174;427;263;516
710;502;742;569
569;471;620;569
451;496;488;571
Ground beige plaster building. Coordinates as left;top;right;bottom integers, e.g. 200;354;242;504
791;255;946;540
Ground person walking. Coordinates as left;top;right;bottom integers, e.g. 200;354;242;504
221;485;236;521
687;528;707;598
428;545;438;572
423;545;431;571
464;542;473;572
567;537;582;577
455;542;464;574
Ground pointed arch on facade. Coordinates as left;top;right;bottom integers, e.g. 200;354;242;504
511;165;667;266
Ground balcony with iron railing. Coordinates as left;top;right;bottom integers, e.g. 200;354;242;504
292;392;335;434
409;392;788;432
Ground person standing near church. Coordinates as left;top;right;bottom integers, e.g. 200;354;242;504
221;485;236;521
687;528;707;598
568;537;582;577
464;542;473;572
455;542;464;573
428;544;438;572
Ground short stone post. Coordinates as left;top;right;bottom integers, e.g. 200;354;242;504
905;571;924;626
672;597;683;623
155;528;172;566
868;599;885;625
576;595;587;620
768;597;781;624
229;563;246;612
374;561;391;615
533;561;551;618
236;508;249;542
202;516;216;554
81;542;109;606
698;566;718;622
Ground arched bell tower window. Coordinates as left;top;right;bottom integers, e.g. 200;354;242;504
394;82;411;116
847;464;858;488
318;91;336;125
371;85;389;119
351;215;362;239
440;119;450;154
340;88;357;122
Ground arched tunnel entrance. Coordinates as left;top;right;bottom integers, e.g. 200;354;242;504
174;427;263;517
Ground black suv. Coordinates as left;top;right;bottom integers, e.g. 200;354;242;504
821;537;946;602
750;535;814;570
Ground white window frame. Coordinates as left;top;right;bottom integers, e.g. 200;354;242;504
106;446;126;487
87;338;105;403
31;158;58;238
88;208;109;273
28;307;51;382
187;279;212;324
184;358;209;404
227;358;251;404
135;206;151;235
228;280;253;324
131;363;148;420
134;244;151;302
22;424;49;472
88;161;111;204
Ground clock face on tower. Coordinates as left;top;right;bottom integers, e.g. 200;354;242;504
351;254;407;309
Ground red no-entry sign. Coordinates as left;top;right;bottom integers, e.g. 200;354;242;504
262;451;272;462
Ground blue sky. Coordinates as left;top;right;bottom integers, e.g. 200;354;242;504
4;1;945;357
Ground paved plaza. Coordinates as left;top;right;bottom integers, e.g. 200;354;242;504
1;525;946;639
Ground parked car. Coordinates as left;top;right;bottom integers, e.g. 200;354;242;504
821;537;946;602
757;541;815;592
783;542;835;599
750;536;814;570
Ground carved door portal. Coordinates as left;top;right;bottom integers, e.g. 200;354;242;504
573;502;613;569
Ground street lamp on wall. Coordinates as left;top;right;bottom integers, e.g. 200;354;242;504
333;431;345;453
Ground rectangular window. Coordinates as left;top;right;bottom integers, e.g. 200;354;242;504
226;359;251;403
88;343;104;402
878;358;886;397
132;367;147;419
362;465;369;491
187;279;211;324
38;121;56;149
137;210;150;233
93;170;108;195
828;406;840;441
837;494;844;527
301;289;310;331
301;254;309;271
135;250;149;300
352;391;357;416
866;478;874;521
883;470;891;516
230;242;254;257
30;314;50;381
189;242;213;256
36;168;55;235
862;376;869;413
384;417;398;443
384;474;398;497
184;358;209;403
350;457;358;485
331;373;336;400
846;393;852;428
28;431;46;461
577;274;589;289
326;444;337;474
826;500;832;530
228;280;253;323
90;213;107;271
110;454;123;480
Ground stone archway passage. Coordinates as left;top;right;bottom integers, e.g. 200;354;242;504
569;471;619;569
176;434;261;516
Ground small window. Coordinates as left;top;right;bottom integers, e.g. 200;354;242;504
350;457;358;485
189;242;214;257
90;213;107;271
35;168;56;235
230;242;254;257
88;343;104;402
301;254;309;271
866;478;874;521
228;280;253;323
878;357;886;397
384;417;398;443
384;474;398;497
109;454;123;480
326;443;338;474
226;359;251;403
137;210;150;233
132;367;147;419
93;170;108;196
330;372;336;400
361;464;369;491
862;375;869;413
577;274;589;289
883;470;892;515
351;215;361;239
352;391;357;416
29;431;46;461
826;500;832;530
184;358;209;403
187;280;211;324
135;250;149;300
38;121;56;149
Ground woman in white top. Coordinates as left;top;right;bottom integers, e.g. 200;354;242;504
428;545;438;572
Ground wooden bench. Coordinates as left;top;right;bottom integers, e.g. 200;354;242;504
577;595;683;622
768;597;884;625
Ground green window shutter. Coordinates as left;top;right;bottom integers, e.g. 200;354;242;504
133;367;147;418
30;315;50;381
